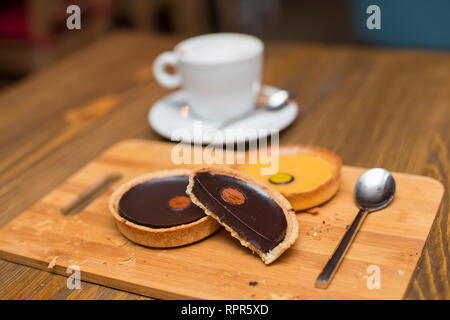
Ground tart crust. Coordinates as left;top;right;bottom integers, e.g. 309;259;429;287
278;145;341;211
109;169;220;248
186;166;299;264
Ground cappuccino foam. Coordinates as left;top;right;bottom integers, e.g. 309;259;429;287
176;33;263;64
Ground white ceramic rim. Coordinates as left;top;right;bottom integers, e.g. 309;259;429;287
148;85;298;145
174;33;264;65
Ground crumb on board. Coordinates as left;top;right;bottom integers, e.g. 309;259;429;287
311;231;322;240
79;259;89;265
118;256;136;266
107;236;128;247
397;270;406;276
35;219;52;234
249;281;258;286
270;293;301;300
48;256;58;269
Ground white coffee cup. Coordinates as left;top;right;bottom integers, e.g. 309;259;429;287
153;33;263;121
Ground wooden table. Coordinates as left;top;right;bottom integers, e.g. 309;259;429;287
0;31;448;300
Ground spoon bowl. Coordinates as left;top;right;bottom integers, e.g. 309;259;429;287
267;90;292;111
354;168;396;211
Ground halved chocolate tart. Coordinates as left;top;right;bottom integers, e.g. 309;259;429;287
109;169;220;248
186;167;298;264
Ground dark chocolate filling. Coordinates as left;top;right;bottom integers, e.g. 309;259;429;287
118;176;205;228
192;172;287;253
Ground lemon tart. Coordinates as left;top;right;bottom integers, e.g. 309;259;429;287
235;145;341;211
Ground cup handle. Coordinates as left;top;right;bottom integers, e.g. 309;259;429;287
152;51;182;89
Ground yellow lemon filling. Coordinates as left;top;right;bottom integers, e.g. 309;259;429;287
236;149;340;211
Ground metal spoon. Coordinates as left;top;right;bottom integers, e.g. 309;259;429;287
315;168;396;289
216;90;293;129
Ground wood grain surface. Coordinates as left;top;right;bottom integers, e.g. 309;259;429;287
0;140;444;299
0;31;448;299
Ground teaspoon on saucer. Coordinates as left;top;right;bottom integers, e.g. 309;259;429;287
216;90;294;129
315;168;396;289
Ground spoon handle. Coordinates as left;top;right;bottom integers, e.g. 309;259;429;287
216;108;262;129
315;208;369;289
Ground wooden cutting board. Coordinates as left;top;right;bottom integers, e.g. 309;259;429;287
0;140;444;299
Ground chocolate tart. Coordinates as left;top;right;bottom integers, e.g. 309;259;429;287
235;145;342;211
109;169;220;248
186;167;298;264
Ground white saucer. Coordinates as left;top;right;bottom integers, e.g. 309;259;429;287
148;85;298;145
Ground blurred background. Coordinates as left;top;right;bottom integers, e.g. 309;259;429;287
0;0;449;90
